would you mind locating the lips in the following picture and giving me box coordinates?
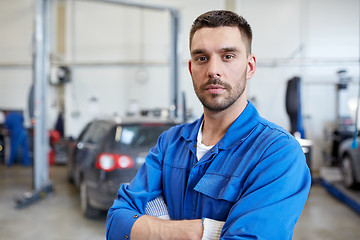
[205,84,226,94]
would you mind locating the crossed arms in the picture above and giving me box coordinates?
[106,126,311,239]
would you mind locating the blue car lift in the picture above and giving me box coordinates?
[321,179,360,215]
[315,166,360,216]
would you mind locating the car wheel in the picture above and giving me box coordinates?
[80,179,100,218]
[341,155,360,189]
[67,160,74,183]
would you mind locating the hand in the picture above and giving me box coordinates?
[131,215,203,240]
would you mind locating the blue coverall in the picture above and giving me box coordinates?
[106,101,311,239]
[5,112,30,166]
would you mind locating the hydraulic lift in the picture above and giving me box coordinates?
[319,32,360,215]
[15,0,181,208]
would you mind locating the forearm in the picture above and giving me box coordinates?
[131,215,203,240]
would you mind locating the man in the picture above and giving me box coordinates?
[106,10,311,240]
[5,111,30,166]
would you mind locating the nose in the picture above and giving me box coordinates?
[207,57,221,78]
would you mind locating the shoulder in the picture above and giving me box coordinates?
[258,116,297,143]
[245,118,309,186]
[259,116,293,139]
[160,118,201,142]
[250,117,303,161]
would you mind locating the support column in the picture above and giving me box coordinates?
[33,0,51,190]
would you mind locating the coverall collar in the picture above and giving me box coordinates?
[181,100,261,150]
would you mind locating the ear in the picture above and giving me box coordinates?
[246,54,256,80]
[188,60,193,76]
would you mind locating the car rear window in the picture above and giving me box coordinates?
[106,124,174,150]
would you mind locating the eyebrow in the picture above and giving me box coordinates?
[191,47,240,56]
[191,49,206,56]
[221,47,239,53]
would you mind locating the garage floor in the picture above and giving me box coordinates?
[1,165,360,240]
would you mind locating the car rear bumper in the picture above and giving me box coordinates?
[85,168,139,210]
[87,180,129,210]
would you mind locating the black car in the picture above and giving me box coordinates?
[67,117,177,217]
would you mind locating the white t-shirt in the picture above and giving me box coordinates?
[196,121,215,160]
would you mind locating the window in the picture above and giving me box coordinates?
[106,124,174,151]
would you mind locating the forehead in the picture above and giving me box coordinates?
[190,26,245,51]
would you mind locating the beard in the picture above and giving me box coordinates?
[194,74,247,112]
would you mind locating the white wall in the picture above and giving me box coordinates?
[0,0,359,171]
[0,1,33,116]
[61,0,225,137]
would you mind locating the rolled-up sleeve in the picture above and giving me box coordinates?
[106,133,166,240]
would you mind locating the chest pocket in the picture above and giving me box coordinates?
[193,173,243,202]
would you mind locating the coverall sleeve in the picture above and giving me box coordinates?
[106,133,166,240]
[220,137,311,240]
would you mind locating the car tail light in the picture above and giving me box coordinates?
[117,155,134,168]
[96,153,134,172]
[96,153,116,172]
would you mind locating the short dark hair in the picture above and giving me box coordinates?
[189,10,253,54]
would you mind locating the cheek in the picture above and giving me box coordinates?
[190,67,206,83]
[231,61,247,76]
[190,73,200,89]
[191,65,204,76]
[223,65,241,80]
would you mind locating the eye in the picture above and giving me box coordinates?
[196,56,208,62]
[223,54,234,60]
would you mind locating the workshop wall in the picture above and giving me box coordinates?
[63,0,224,137]
[63,1,173,136]
[0,0,33,115]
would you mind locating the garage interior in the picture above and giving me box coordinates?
[1,0,360,239]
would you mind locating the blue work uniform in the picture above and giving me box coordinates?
[106,101,311,239]
[5,112,30,166]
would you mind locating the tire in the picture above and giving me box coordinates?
[341,155,360,189]
[67,160,74,183]
[80,179,101,218]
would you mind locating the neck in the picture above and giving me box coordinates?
[201,98,248,146]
